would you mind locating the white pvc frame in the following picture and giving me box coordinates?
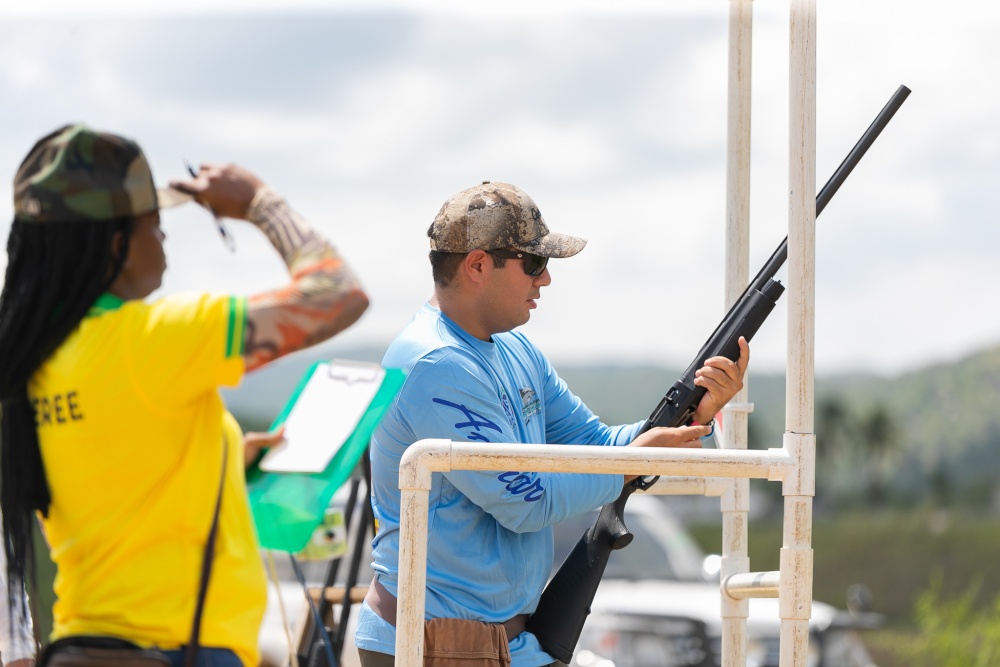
[392,1,817,665]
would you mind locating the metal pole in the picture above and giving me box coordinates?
[781,1,817,665]
[721,1,754,666]
[725,571,781,599]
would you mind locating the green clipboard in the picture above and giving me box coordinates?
[246,359,405,552]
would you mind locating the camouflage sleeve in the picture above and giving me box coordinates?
[242,188,369,371]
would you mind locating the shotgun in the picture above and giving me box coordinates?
[525,84,912,664]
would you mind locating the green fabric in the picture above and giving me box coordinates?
[86,292,125,317]
[246,363,405,552]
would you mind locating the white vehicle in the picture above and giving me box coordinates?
[554,495,879,667]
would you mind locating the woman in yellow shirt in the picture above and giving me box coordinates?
[0,124,369,667]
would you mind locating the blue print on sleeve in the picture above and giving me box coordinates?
[498,471,545,502]
[432,398,504,442]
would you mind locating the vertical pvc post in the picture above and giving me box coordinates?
[781,1,817,666]
[720,1,754,666]
[395,483,434,666]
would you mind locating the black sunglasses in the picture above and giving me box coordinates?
[487,248,549,276]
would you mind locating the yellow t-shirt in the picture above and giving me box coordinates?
[30,292,266,667]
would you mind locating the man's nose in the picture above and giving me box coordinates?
[534,267,552,286]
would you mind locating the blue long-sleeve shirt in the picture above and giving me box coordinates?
[355,303,643,666]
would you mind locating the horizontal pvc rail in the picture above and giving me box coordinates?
[642,476,731,497]
[393,439,797,667]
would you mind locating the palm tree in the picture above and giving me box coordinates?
[856,403,900,506]
[815,395,855,504]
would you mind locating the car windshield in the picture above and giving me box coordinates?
[551,500,708,583]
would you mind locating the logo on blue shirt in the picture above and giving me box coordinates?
[500,392,517,430]
[432,397,545,502]
[519,387,541,424]
[432,398,503,442]
[498,471,545,502]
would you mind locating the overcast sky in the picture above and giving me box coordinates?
[2,0,997,376]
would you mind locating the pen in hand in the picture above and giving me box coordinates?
[184,160,236,252]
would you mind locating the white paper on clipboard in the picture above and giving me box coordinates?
[259,360,385,473]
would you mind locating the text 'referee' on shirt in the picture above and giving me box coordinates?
[30,292,266,667]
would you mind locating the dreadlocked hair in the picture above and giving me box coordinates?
[0,216,132,626]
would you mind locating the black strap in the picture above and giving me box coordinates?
[39,636,146,667]
[182,437,229,667]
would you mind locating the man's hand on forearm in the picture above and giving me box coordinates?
[623,424,710,483]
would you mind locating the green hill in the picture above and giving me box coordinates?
[555,345,1000,510]
[225,341,1000,510]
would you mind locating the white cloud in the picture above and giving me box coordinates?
[2,5,1000,377]
[0,0,730,19]
[5,55,51,89]
[427,118,622,181]
[815,254,1000,373]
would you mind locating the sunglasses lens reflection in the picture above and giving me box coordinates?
[488,248,548,276]
[524,255,548,276]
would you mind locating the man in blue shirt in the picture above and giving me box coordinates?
[355,181,749,667]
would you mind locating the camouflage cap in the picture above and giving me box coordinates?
[12,124,193,224]
[428,181,587,258]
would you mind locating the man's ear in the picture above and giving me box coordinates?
[463,249,490,285]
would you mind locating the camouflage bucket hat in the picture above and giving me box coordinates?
[12,124,192,224]
[428,181,587,258]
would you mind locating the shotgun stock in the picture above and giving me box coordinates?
[525,85,911,664]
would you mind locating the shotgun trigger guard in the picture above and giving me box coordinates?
[633,475,659,491]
